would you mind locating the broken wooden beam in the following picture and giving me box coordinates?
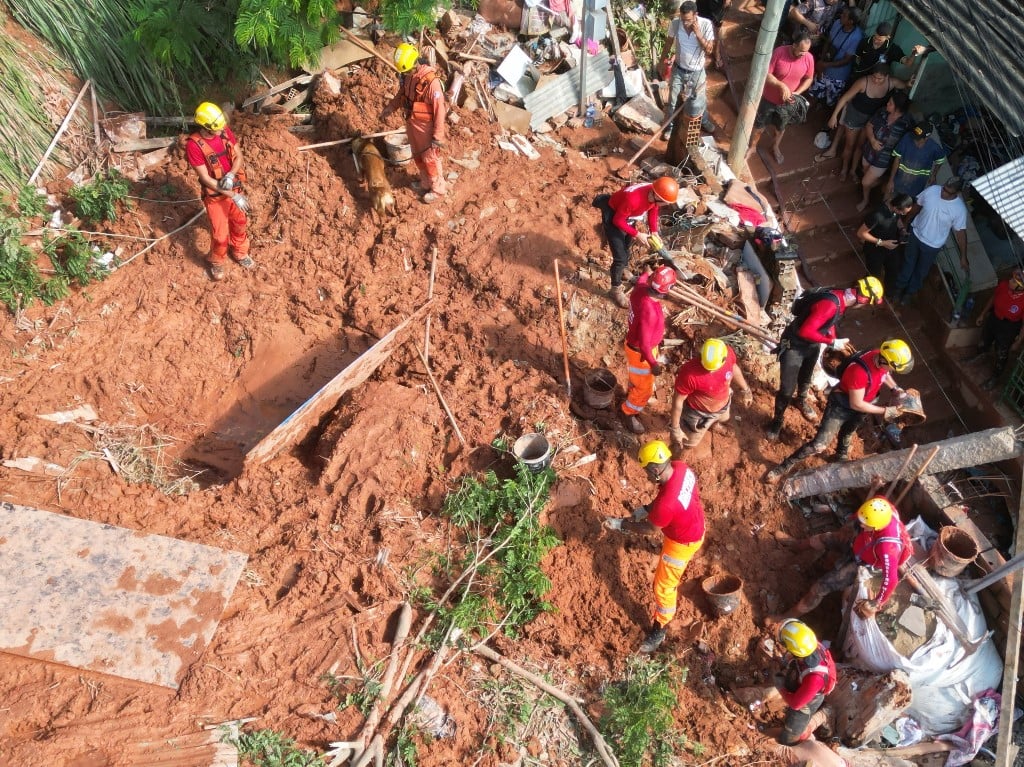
[782,426,1023,500]
[686,145,723,194]
[245,302,433,466]
[995,462,1024,767]
[112,137,177,153]
[241,73,315,109]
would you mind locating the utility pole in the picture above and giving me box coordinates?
[727,0,787,173]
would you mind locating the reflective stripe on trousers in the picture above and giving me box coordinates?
[622,341,657,415]
[652,535,704,625]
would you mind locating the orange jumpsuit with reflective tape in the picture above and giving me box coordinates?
[386,64,447,195]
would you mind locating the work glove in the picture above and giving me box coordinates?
[632,506,649,522]
[831,337,852,352]
[670,425,685,446]
[218,171,237,192]
[232,194,250,214]
[854,598,878,619]
[882,406,900,422]
[740,389,754,408]
[892,388,908,404]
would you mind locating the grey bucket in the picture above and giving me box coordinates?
[584,368,617,409]
[512,433,552,472]
[702,574,743,617]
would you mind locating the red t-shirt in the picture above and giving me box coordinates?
[795,290,847,345]
[764,45,815,106]
[993,279,1024,322]
[609,183,660,238]
[647,461,705,544]
[625,273,666,367]
[673,346,735,412]
[853,511,912,605]
[185,127,238,173]
[839,349,888,402]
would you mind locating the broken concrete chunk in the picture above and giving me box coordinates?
[898,604,928,637]
[611,95,665,135]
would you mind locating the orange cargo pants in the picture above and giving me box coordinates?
[652,536,704,627]
[203,193,249,265]
[621,342,658,415]
[407,117,447,195]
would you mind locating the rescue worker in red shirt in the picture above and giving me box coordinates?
[773,620,836,749]
[768,276,884,440]
[766,338,912,482]
[186,102,252,282]
[605,440,706,653]
[381,43,447,203]
[592,177,680,308]
[670,338,754,449]
[969,268,1024,389]
[771,496,912,620]
[620,266,677,434]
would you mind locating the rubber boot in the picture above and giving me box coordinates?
[766,394,790,441]
[796,389,817,421]
[639,621,667,653]
[609,284,630,309]
[834,432,853,461]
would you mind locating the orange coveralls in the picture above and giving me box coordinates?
[386,64,447,195]
[186,130,250,266]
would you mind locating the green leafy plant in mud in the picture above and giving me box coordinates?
[386,722,423,767]
[613,0,675,73]
[234,727,324,767]
[379,0,451,37]
[15,184,47,218]
[599,656,698,767]
[234,0,340,68]
[68,170,131,225]
[321,662,384,715]
[417,462,559,645]
[0,216,43,313]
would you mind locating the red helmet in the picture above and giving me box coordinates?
[650,265,677,293]
[651,176,679,204]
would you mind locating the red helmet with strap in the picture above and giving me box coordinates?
[650,265,677,294]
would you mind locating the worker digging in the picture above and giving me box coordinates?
[186,101,253,282]
[669,337,753,450]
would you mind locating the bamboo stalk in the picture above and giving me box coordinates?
[412,343,467,447]
[356,603,412,748]
[553,259,572,399]
[339,27,399,72]
[885,443,919,498]
[89,82,101,148]
[297,129,406,152]
[892,446,941,507]
[424,246,438,364]
[29,79,91,184]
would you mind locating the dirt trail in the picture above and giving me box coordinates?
[0,57,845,767]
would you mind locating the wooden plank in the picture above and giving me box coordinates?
[241,73,315,109]
[245,302,432,466]
[687,145,724,195]
[995,464,1024,767]
[113,137,177,153]
[0,502,247,689]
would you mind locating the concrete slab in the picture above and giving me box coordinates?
[0,502,247,688]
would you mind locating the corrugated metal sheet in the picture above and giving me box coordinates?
[523,51,613,130]
[972,156,1024,242]
[891,0,1024,136]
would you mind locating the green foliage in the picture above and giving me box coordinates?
[379,0,450,36]
[479,675,556,745]
[387,723,421,767]
[15,185,47,218]
[234,0,340,68]
[68,170,131,225]
[598,656,692,767]
[235,728,325,767]
[0,32,57,195]
[0,217,43,313]
[321,663,384,715]
[436,464,560,640]
[613,0,672,73]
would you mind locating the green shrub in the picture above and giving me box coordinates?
[235,728,324,767]
[379,0,451,36]
[68,170,131,225]
[0,217,43,312]
[15,184,47,218]
[234,0,340,68]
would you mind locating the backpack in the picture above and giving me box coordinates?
[787,289,843,338]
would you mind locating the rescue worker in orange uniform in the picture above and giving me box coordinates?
[768,276,884,440]
[381,43,448,203]
[592,177,680,308]
[766,338,912,482]
[620,265,677,434]
[773,620,837,750]
[771,496,912,621]
[670,338,753,449]
[186,102,252,281]
[605,440,706,654]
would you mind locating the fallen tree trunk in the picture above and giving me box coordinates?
[782,426,1022,500]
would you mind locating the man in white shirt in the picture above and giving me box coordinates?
[662,1,716,137]
[894,177,969,304]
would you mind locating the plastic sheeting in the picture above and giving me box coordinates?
[842,518,1003,735]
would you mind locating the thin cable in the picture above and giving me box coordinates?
[815,190,971,432]
[126,195,202,203]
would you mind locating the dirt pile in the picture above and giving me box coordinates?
[0,56,843,767]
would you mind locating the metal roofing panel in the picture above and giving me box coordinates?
[972,156,1024,242]
[891,0,1024,136]
[523,51,613,130]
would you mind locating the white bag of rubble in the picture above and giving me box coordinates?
[842,518,1002,735]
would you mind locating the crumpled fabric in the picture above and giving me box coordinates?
[937,689,1000,766]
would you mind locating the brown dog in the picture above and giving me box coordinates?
[352,137,396,222]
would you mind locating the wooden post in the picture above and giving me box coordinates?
[553,260,572,399]
[885,443,918,497]
[413,343,467,448]
[297,129,406,152]
[891,446,940,507]
[995,463,1024,766]
[578,9,589,114]
[29,80,91,185]
[339,27,399,73]
[89,82,101,148]
[726,0,788,173]
[424,246,438,364]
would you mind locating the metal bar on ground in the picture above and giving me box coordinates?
[29,80,91,185]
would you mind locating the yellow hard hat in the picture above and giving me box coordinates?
[638,440,672,468]
[880,338,913,373]
[700,338,729,371]
[394,43,419,73]
[778,619,818,657]
[857,497,895,530]
[857,276,884,305]
[195,101,227,132]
